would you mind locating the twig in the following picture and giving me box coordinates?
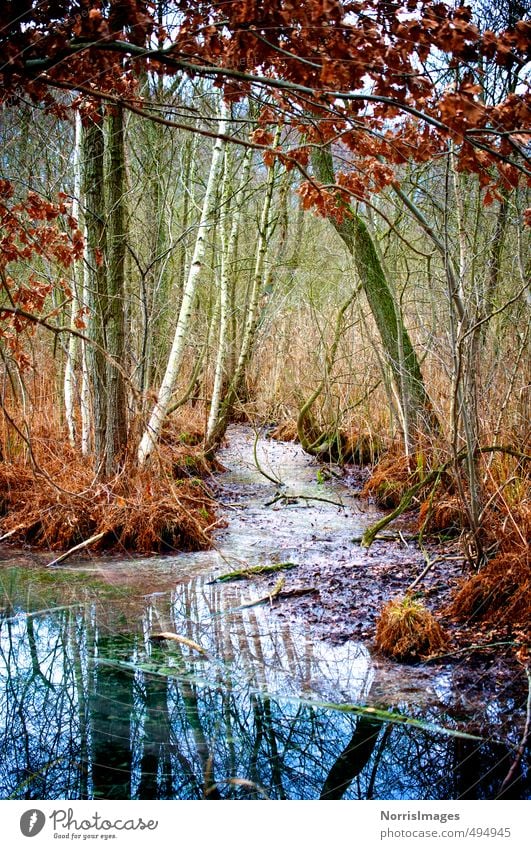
[352,531,418,543]
[424,641,517,663]
[407,555,443,593]
[150,632,208,655]
[265,491,346,509]
[239,577,285,609]
[252,427,283,485]
[499,665,531,796]
[279,586,318,598]
[46,532,105,567]
[0,527,21,543]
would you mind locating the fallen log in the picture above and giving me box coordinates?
[209,562,297,583]
[150,632,208,655]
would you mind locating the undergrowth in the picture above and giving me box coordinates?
[0,416,220,554]
[269,418,382,465]
[375,595,448,662]
[363,442,530,640]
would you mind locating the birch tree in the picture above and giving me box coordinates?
[205,127,280,450]
[205,146,253,446]
[63,110,82,448]
[138,101,229,465]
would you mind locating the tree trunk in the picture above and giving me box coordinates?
[81,108,107,468]
[206,129,279,450]
[64,110,82,448]
[138,101,229,466]
[205,147,253,446]
[312,146,436,448]
[104,105,128,476]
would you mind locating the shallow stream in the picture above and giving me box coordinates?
[0,428,528,799]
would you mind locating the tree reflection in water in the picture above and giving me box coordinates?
[0,577,528,800]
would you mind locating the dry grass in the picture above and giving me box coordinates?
[268,420,382,465]
[0,460,218,554]
[340,429,382,465]
[448,549,531,633]
[0,412,220,554]
[268,420,298,442]
[361,452,422,508]
[375,595,448,662]
[446,469,530,633]
[418,494,468,534]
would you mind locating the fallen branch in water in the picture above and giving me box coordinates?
[209,562,297,583]
[150,632,208,655]
[500,664,531,796]
[239,577,285,609]
[352,531,418,544]
[279,586,318,598]
[265,491,346,509]
[46,532,106,567]
[252,427,283,485]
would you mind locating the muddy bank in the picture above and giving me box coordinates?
[212,429,482,645]
[208,428,529,738]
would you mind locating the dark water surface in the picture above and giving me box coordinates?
[0,429,529,800]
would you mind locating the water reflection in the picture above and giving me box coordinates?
[0,576,528,800]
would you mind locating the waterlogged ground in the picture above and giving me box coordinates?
[0,427,529,800]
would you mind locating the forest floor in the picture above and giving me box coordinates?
[209,429,526,663]
[228,499,522,661]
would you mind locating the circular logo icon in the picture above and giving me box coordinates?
[20,810,46,838]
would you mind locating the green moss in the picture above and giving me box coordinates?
[0,566,129,614]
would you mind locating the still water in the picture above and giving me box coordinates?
[0,429,528,800]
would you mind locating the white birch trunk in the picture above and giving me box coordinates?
[138,101,229,465]
[233,126,279,384]
[206,147,252,443]
[64,110,82,447]
[80,255,92,459]
[203,130,279,448]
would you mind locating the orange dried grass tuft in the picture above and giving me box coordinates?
[268,420,299,442]
[361,452,419,508]
[448,549,531,632]
[418,494,468,534]
[375,595,448,662]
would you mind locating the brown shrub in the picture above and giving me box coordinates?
[418,494,468,534]
[361,453,419,508]
[448,549,531,632]
[375,595,448,662]
[268,420,298,442]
